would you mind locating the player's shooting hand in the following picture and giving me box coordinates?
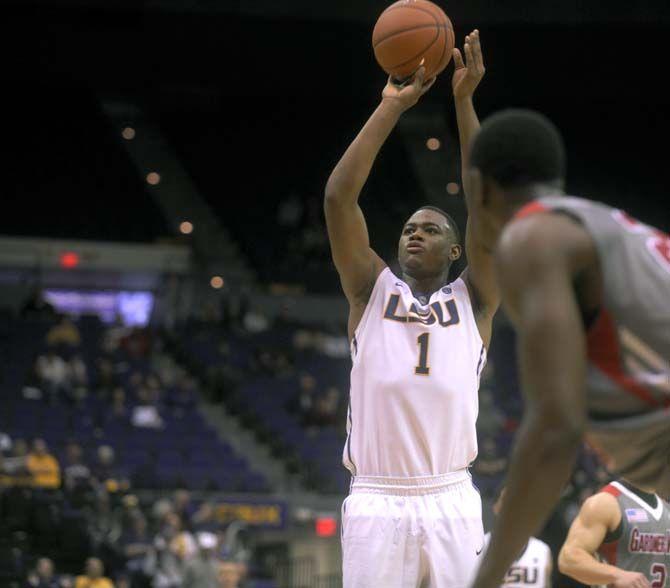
[382,64,436,113]
[611,570,652,588]
[452,29,485,99]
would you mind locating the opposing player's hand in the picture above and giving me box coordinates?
[452,29,485,99]
[611,571,652,588]
[382,65,436,113]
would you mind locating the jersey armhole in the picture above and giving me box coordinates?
[452,276,485,351]
[352,267,391,345]
[602,520,623,543]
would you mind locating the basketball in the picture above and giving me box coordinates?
[372,0,455,82]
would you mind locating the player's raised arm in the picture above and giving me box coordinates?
[471,213,589,588]
[558,493,651,587]
[325,69,435,312]
[452,31,500,342]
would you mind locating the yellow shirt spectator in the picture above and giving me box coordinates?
[74,576,115,588]
[75,558,114,588]
[26,439,61,489]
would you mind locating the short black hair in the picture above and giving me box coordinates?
[415,205,461,245]
[470,109,566,189]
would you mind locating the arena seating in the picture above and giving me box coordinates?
[0,315,269,494]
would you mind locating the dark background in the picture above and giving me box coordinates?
[3,2,669,279]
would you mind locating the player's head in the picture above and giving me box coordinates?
[398,206,462,280]
[467,109,566,244]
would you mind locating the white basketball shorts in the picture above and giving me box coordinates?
[341,469,484,588]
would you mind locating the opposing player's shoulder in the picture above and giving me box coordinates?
[578,491,621,526]
[496,210,597,280]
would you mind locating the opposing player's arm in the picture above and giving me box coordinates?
[452,31,499,340]
[557,492,641,586]
[325,69,434,306]
[471,214,591,588]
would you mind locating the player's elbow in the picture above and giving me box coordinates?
[557,545,585,576]
[534,413,585,457]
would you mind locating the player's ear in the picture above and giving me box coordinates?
[449,243,462,261]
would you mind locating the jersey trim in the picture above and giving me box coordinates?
[600,484,624,543]
[611,481,664,521]
[513,200,549,220]
[586,309,667,408]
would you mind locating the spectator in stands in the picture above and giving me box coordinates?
[119,512,153,584]
[476,387,505,438]
[74,558,114,588]
[27,438,61,489]
[150,512,195,588]
[35,349,70,403]
[86,491,122,554]
[94,358,117,400]
[0,429,12,453]
[310,386,341,427]
[109,388,128,421]
[0,452,12,487]
[472,436,508,498]
[191,502,219,534]
[25,557,68,588]
[131,388,164,430]
[46,316,81,348]
[217,561,245,588]
[287,373,317,423]
[242,307,269,334]
[21,288,57,320]
[183,532,220,588]
[4,437,30,485]
[172,490,195,528]
[63,441,93,497]
[69,354,89,402]
[92,446,129,494]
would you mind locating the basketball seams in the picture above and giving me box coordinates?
[373,0,454,77]
[372,4,452,46]
[373,23,449,49]
[375,27,440,70]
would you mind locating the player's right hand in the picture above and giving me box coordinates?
[610,571,652,588]
[381,65,436,113]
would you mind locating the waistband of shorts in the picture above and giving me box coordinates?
[350,469,471,496]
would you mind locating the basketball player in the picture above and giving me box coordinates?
[464,109,670,588]
[325,32,497,586]
[559,479,669,587]
[481,487,553,587]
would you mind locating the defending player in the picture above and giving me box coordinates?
[325,32,497,587]
[559,480,669,587]
[465,109,670,588]
[481,487,553,588]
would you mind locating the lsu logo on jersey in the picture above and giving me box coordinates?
[504,565,539,585]
[383,294,460,327]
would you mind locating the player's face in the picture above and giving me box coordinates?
[398,210,461,278]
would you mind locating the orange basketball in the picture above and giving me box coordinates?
[372,0,455,82]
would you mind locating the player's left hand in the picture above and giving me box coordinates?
[452,29,485,99]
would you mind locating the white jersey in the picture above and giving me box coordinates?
[483,533,552,587]
[343,267,486,478]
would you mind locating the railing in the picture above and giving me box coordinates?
[274,557,341,588]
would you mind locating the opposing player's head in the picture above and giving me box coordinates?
[398,206,462,280]
[467,109,566,244]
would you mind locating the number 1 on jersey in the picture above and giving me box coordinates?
[415,333,430,375]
